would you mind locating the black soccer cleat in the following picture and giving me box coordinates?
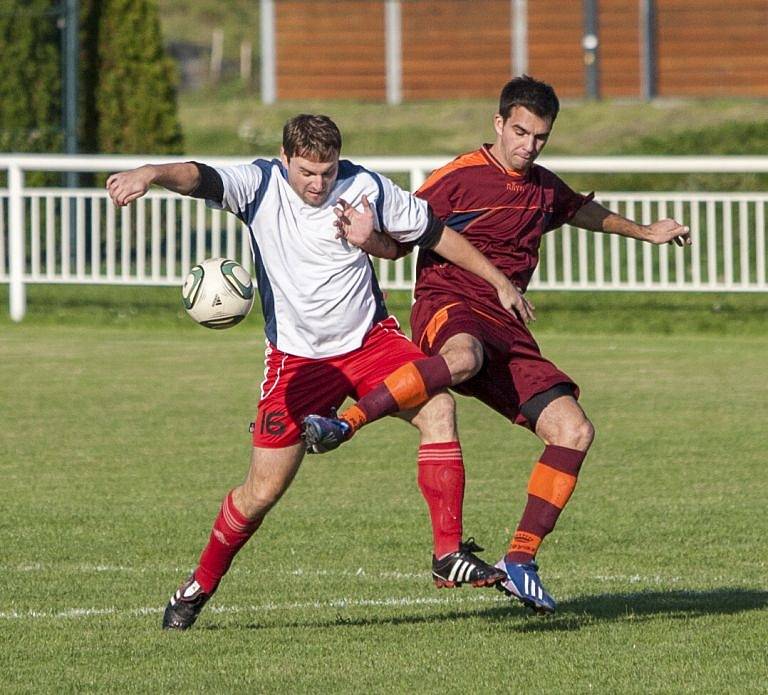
[162,573,212,631]
[431,538,508,589]
[301,413,353,454]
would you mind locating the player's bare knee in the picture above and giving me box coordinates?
[235,484,281,519]
[438,333,483,384]
[550,415,594,451]
[572,417,595,451]
[530,388,594,451]
[441,340,483,384]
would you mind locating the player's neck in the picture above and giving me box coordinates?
[487,143,529,177]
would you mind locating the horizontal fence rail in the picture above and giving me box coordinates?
[2,154,768,321]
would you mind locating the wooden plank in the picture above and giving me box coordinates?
[280,73,386,87]
[658,54,768,69]
[279,88,387,101]
[659,82,768,97]
[403,55,509,70]
[659,0,765,11]
[278,54,384,66]
[658,26,768,41]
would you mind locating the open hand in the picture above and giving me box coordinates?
[498,281,536,323]
[333,195,375,246]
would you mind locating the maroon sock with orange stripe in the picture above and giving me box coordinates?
[506,445,586,563]
[417,441,464,558]
[195,490,263,594]
[339,355,452,433]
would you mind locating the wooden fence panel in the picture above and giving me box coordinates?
[401,0,511,99]
[657,0,768,97]
[276,0,386,101]
[271,0,768,101]
[527,1,584,98]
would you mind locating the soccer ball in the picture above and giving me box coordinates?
[181,258,254,329]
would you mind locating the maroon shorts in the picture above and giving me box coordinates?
[410,295,578,429]
[253,316,425,448]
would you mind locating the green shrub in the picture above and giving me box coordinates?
[0,1,62,154]
[0,0,182,161]
[95,0,183,154]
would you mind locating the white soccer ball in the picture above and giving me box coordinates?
[181,258,254,329]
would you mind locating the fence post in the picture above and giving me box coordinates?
[210,28,224,84]
[409,167,426,192]
[385,0,402,105]
[639,0,657,100]
[582,0,601,100]
[260,0,276,104]
[511,0,528,77]
[8,162,26,322]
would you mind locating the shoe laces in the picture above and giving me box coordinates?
[459,537,484,554]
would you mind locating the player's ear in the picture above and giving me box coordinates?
[493,114,505,137]
[280,147,289,167]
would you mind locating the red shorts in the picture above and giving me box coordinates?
[410,295,578,429]
[253,316,426,447]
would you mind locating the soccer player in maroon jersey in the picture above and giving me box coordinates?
[331,76,691,613]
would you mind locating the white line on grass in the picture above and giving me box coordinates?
[4,563,684,584]
[4,586,747,622]
[0,592,508,621]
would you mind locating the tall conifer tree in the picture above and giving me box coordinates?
[0,0,182,156]
[95,0,183,153]
[0,1,62,153]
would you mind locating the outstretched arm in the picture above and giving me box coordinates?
[569,200,691,247]
[333,196,535,322]
[106,162,201,207]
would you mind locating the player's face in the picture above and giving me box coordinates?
[281,150,339,206]
[493,106,552,174]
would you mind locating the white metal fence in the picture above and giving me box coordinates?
[2,154,768,321]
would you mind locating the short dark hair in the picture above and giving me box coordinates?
[282,114,342,161]
[498,75,560,123]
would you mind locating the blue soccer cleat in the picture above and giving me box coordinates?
[301,413,352,454]
[495,558,557,614]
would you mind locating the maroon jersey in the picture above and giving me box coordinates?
[415,145,592,318]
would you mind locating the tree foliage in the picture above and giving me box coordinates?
[0,1,62,153]
[95,0,183,154]
[0,0,183,155]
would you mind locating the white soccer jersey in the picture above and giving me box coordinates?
[207,158,438,358]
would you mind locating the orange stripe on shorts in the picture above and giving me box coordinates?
[527,462,578,509]
[423,302,460,349]
[383,362,429,411]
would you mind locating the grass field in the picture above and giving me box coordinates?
[1,291,767,692]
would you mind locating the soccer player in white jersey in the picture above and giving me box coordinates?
[107,114,526,630]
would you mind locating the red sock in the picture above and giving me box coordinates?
[341,355,452,432]
[417,441,465,558]
[195,491,263,594]
[506,445,586,564]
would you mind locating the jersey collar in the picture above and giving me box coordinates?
[481,144,528,179]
